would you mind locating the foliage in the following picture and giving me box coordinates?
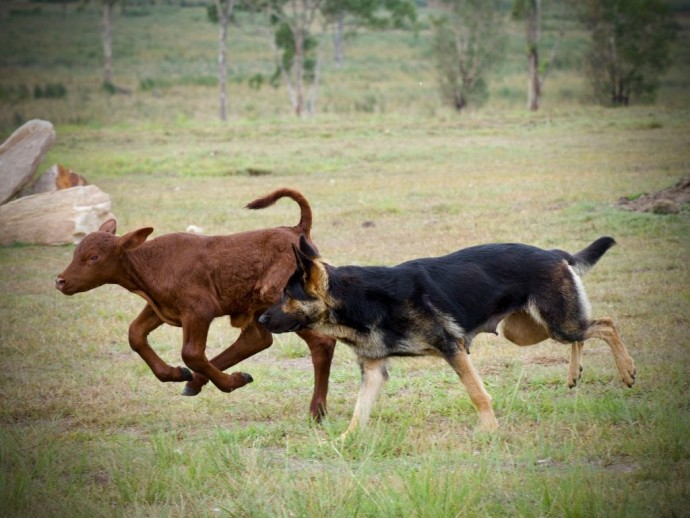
[431,0,506,111]
[321,0,417,30]
[269,19,319,88]
[206,0,237,23]
[33,82,68,99]
[579,0,678,106]
[0,85,31,103]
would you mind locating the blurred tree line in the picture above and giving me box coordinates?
[76,0,678,117]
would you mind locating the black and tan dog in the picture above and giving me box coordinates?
[259,236,636,435]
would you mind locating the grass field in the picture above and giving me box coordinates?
[1,3,690,517]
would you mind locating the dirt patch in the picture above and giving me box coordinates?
[618,174,690,214]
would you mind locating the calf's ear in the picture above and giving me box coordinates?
[99,219,118,235]
[117,227,154,253]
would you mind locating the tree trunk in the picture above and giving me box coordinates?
[218,17,229,121]
[526,0,540,111]
[294,29,305,117]
[307,45,322,116]
[333,10,345,68]
[215,0,235,121]
[527,46,540,111]
[102,1,114,86]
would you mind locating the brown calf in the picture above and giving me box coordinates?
[55,188,336,419]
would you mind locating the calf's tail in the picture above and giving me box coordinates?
[246,188,313,237]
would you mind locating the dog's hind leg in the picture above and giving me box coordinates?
[567,341,584,388]
[584,317,636,387]
[342,358,389,439]
[446,344,497,432]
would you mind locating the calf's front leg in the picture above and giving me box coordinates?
[181,315,252,393]
[129,305,193,383]
[182,318,271,396]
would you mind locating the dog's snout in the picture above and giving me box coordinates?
[258,313,269,326]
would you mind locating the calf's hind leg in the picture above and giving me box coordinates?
[297,329,336,421]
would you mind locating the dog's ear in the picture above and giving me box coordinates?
[291,243,309,276]
[292,236,317,280]
[298,234,319,259]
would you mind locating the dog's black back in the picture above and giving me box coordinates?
[260,237,616,361]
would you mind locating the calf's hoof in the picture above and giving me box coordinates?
[213,372,254,394]
[181,384,201,397]
[179,367,194,382]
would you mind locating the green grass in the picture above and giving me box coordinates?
[1,3,690,517]
[1,109,688,516]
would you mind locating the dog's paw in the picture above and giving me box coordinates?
[622,364,636,387]
[478,414,498,433]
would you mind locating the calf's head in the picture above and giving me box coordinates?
[259,235,330,333]
[55,219,153,295]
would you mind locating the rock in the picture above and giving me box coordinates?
[19,163,88,197]
[0,120,56,205]
[651,198,680,214]
[0,185,114,246]
[186,225,204,234]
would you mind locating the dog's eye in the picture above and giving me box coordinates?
[89,255,98,263]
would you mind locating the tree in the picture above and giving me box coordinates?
[579,0,677,106]
[101,0,118,89]
[512,0,567,111]
[209,0,237,121]
[265,0,324,117]
[321,0,417,68]
[431,0,505,112]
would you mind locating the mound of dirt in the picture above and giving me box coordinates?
[618,175,690,214]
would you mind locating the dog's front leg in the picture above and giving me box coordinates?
[341,357,389,439]
[446,345,497,432]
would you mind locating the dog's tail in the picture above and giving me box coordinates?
[571,236,616,275]
[245,188,313,237]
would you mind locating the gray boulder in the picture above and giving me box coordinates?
[0,185,114,246]
[0,120,56,205]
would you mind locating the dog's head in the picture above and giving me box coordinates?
[259,235,330,333]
